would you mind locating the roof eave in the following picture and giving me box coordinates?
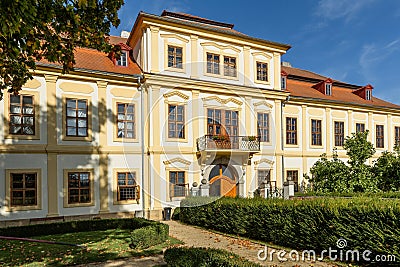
[129,12,291,52]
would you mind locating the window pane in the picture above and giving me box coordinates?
[22,126,34,135]
[67,100,76,108]
[11,116,22,124]
[78,100,87,109]
[78,119,87,127]
[23,96,33,104]
[23,117,34,125]
[67,108,76,117]
[67,118,76,126]
[67,127,76,136]
[10,95,20,104]
[10,105,21,114]
[22,106,34,114]
[10,126,21,134]
[78,128,87,136]
[78,110,87,118]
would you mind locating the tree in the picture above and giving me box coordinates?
[373,144,400,191]
[307,149,350,193]
[0,0,124,100]
[343,131,377,192]
[307,131,378,193]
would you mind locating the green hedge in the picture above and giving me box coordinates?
[164,247,261,267]
[179,197,400,260]
[294,191,400,198]
[130,223,169,249]
[0,218,161,238]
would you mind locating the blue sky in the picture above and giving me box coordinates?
[110,0,400,105]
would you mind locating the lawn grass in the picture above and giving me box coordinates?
[0,228,182,267]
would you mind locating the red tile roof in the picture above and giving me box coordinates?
[283,66,400,110]
[39,37,141,76]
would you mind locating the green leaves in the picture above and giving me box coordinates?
[179,197,400,261]
[307,130,389,193]
[0,0,124,99]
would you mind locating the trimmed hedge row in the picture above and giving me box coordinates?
[130,223,169,249]
[179,197,400,259]
[294,191,400,198]
[164,247,261,267]
[0,218,164,238]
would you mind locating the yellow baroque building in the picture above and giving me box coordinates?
[1,11,400,223]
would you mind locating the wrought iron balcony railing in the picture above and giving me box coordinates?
[196,135,261,152]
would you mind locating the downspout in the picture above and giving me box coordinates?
[281,96,290,190]
[135,74,145,217]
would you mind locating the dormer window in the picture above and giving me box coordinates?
[325,83,332,96]
[116,51,128,67]
[312,78,333,96]
[281,71,287,90]
[353,84,373,101]
[366,89,372,101]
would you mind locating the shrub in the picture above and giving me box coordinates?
[179,197,400,261]
[130,223,169,249]
[294,191,400,198]
[164,247,261,267]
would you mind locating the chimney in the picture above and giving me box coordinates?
[120,31,130,38]
[281,61,292,67]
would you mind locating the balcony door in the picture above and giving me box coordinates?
[207,109,239,148]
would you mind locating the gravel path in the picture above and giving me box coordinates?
[83,220,343,267]
[164,220,341,267]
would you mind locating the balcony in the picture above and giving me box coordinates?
[197,135,261,152]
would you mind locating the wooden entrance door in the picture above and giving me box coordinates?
[209,164,237,197]
[209,175,237,197]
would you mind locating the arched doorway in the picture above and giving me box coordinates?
[209,164,237,197]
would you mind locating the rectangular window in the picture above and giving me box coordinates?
[256,62,268,81]
[168,105,185,138]
[169,171,187,198]
[281,76,286,90]
[334,121,345,147]
[117,172,138,201]
[395,126,400,145]
[66,99,88,137]
[257,170,271,188]
[311,119,322,146]
[10,173,37,206]
[286,170,299,192]
[286,117,297,145]
[257,113,270,142]
[356,123,365,133]
[206,53,220,74]
[223,56,236,77]
[9,94,35,135]
[116,51,128,67]
[325,83,332,96]
[207,109,238,137]
[366,90,372,100]
[117,103,135,139]
[376,125,384,148]
[168,46,183,69]
[68,172,91,204]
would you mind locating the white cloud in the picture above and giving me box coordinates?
[315,0,376,22]
[359,38,400,83]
